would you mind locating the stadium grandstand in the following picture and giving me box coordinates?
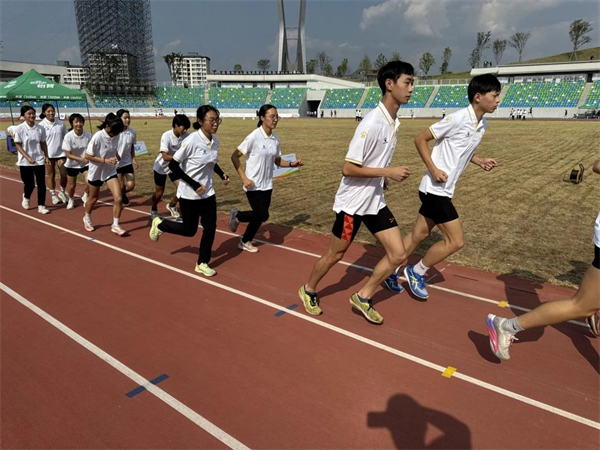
[1,56,599,120]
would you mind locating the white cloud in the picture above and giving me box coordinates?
[162,39,182,55]
[57,45,80,64]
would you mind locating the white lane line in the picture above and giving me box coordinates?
[0,174,586,327]
[2,204,598,431]
[0,282,250,450]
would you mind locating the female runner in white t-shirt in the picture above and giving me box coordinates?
[115,109,137,205]
[83,113,126,235]
[229,104,303,252]
[13,105,50,214]
[149,105,230,277]
[39,104,68,205]
[63,113,91,209]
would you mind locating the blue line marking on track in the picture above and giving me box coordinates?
[274,304,299,317]
[126,373,169,398]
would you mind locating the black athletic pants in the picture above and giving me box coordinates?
[20,165,46,206]
[158,195,217,264]
[236,189,272,243]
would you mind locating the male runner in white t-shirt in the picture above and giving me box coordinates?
[386,74,501,300]
[298,61,414,324]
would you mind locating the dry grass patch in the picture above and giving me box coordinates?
[2,117,598,287]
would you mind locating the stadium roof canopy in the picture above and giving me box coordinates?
[471,60,600,77]
[0,69,86,101]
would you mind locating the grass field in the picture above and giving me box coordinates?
[1,117,598,287]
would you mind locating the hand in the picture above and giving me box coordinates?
[387,166,411,182]
[292,159,304,167]
[44,157,51,166]
[105,157,117,165]
[195,184,206,196]
[431,168,448,183]
[383,177,389,190]
[27,156,36,165]
[223,174,230,186]
[133,158,139,169]
[480,158,498,171]
[242,177,255,189]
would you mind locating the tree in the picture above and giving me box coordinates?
[492,39,507,66]
[257,59,271,71]
[374,53,388,70]
[468,48,480,69]
[316,51,332,74]
[569,19,593,61]
[233,64,242,72]
[419,52,435,78]
[508,32,532,63]
[336,58,349,77]
[390,52,401,62]
[323,63,334,77]
[306,59,317,74]
[440,47,452,74]
[164,52,184,84]
[357,55,372,79]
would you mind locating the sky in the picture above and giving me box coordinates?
[0,0,598,83]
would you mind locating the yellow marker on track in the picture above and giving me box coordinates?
[498,301,509,308]
[442,366,457,378]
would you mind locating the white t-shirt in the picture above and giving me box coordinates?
[40,118,67,158]
[117,127,137,167]
[86,130,119,182]
[594,211,600,248]
[419,105,487,198]
[333,102,400,216]
[63,130,92,169]
[174,130,219,200]
[13,122,46,167]
[237,126,281,192]
[153,129,189,175]
[7,125,19,136]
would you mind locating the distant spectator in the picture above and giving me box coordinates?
[564,109,568,119]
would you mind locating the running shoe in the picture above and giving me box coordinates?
[111,225,126,236]
[37,205,50,215]
[81,192,88,203]
[83,215,94,232]
[51,193,60,205]
[228,207,240,233]
[383,272,405,294]
[166,203,180,219]
[404,265,429,299]
[67,198,75,210]
[238,239,258,253]
[22,195,30,210]
[195,263,216,277]
[149,217,163,242]
[298,285,322,315]
[150,209,159,220]
[587,311,600,337]
[486,314,518,361]
[122,194,130,206]
[349,293,383,324]
[58,190,68,203]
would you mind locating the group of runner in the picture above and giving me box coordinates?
[8,61,599,362]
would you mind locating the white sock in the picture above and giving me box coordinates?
[112,218,119,227]
[85,213,92,220]
[413,260,430,276]
[50,189,56,195]
[60,187,65,192]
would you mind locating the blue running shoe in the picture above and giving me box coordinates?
[403,265,429,299]
[383,273,405,294]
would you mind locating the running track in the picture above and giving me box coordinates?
[1,167,598,449]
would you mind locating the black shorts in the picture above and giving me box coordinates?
[49,157,66,162]
[117,164,134,175]
[66,166,89,177]
[593,245,599,270]
[332,206,397,242]
[418,191,459,224]
[88,173,118,187]
[153,170,180,187]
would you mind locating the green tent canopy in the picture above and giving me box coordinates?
[0,69,86,101]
